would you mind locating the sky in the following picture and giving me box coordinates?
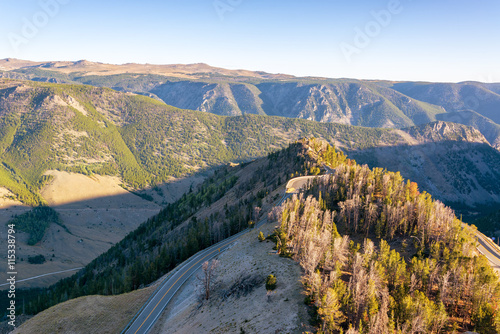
[0,0,499,82]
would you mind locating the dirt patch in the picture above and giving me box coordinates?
[67,95,88,116]
[49,95,88,116]
[150,219,313,334]
[394,129,419,145]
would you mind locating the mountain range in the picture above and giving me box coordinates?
[1,59,499,150]
[0,61,499,285]
[0,78,499,213]
[1,59,500,332]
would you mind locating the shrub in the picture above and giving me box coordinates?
[28,255,46,264]
[266,274,277,291]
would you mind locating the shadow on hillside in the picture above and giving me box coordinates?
[3,140,500,289]
[0,169,214,289]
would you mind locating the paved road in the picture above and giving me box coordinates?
[476,232,500,272]
[0,267,82,287]
[123,172,500,333]
[285,175,319,194]
[123,192,291,334]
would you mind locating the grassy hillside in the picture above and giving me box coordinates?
[3,140,318,317]
[4,63,500,151]
[0,78,413,205]
[12,286,155,334]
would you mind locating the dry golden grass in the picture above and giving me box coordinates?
[0,58,293,80]
[13,286,155,334]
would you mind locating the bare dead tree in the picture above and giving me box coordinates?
[300,240,322,287]
[427,261,440,297]
[369,286,390,334]
[324,235,350,272]
[268,205,283,224]
[253,206,262,221]
[197,259,219,300]
[438,270,451,307]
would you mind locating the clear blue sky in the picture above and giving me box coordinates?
[1,0,499,82]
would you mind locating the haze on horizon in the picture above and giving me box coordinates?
[0,0,499,83]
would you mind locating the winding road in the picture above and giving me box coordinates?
[122,179,304,334]
[122,173,500,333]
[476,231,500,272]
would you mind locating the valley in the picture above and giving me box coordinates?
[0,62,499,333]
[11,139,500,334]
[1,0,498,332]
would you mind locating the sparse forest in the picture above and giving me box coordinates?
[270,139,500,333]
[2,141,315,317]
[9,206,65,245]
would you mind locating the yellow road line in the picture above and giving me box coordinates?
[131,191,288,333]
[480,233,500,253]
[477,236,500,264]
[133,239,233,334]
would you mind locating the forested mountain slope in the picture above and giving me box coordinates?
[1,78,494,207]
[4,140,317,317]
[2,59,500,150]
[272,139,500,333]
[11,139,500,334]
[0,78,401,205]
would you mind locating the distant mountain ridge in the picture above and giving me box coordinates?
[0,58,294,80]
[391,81,500,124]
[1,59,499,150]
[150,80,444,128]
[0,78,499,212]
